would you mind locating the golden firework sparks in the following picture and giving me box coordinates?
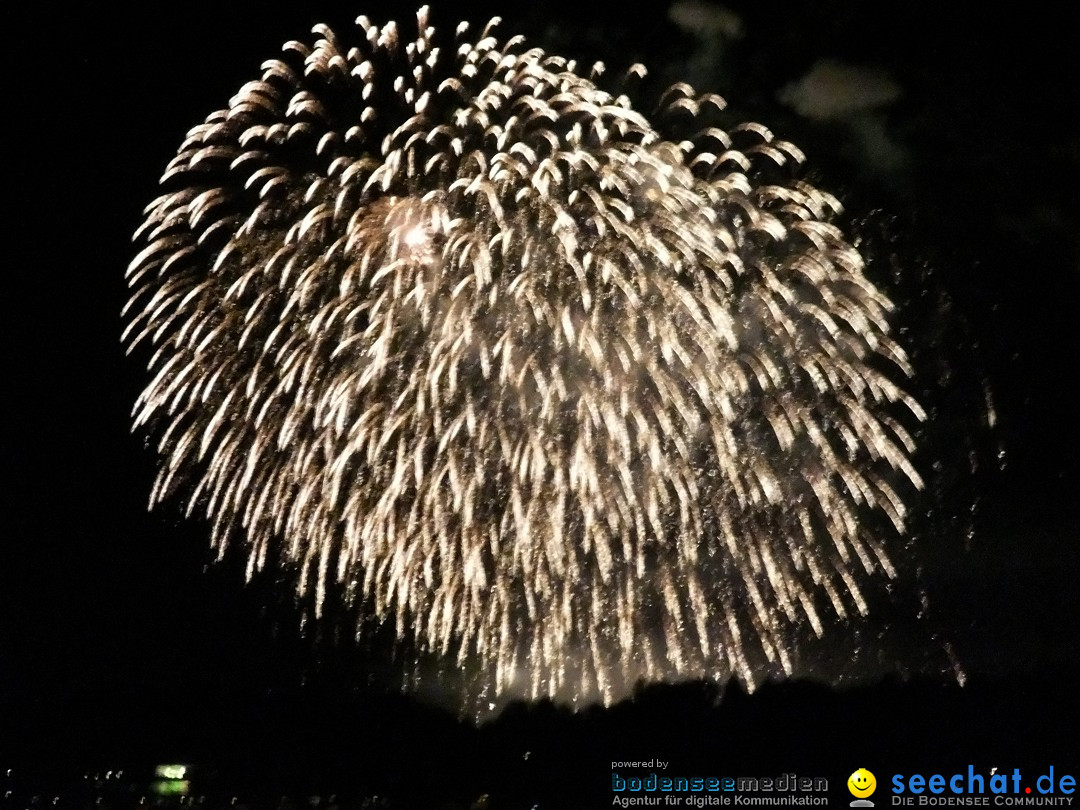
[125,7,925,706]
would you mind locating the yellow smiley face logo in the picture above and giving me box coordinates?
[848,768,877,798]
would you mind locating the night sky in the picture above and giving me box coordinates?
[5,1,1079,805]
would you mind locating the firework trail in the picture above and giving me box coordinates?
[125,8,926,705]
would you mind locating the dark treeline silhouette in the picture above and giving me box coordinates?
[4,672,1076,809]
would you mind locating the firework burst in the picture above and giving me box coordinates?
[125,7,926,705]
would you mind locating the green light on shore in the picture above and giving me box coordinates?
[155,765,188,780]
[152,764,190,796]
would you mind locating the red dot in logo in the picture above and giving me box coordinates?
[1026,789,1031,794]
